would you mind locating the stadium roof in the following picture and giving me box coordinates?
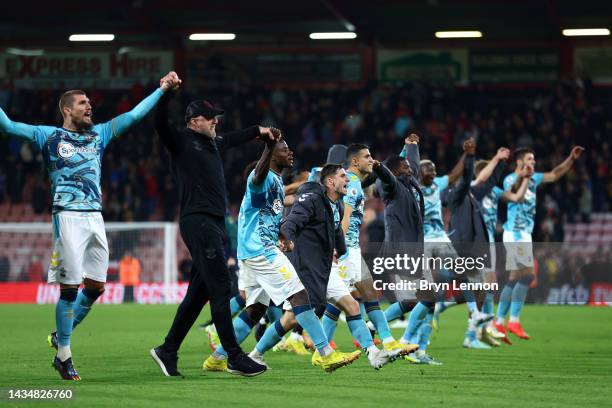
[1,0,611,47]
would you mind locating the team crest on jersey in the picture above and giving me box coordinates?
[272,198,283,214]
[349,187,358,197]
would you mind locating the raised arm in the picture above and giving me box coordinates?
[503,176,530,203]
[252,140,276,186]
[474,147,510,184]
[0,107,44,146]
[372,160,397,199]
[542,146,585,183]
[502,165,532,203]
[217,126,280,150]
[446,139,475,208]
[400,133,421,178]
[154,91,178,152]
[471,159,506,201]
[447,138,474,185]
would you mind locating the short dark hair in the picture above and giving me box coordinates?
[385,156,406,173]
[319,163,343,185]
[514,147,535,162]
[346,143,369,163]
[58,90,86,116]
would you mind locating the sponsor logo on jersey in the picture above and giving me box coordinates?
[57,141,97,159]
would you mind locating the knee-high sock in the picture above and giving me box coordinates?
[417,312,433,351]
[364,301,392,341]
[215,311,255,357]
[402,301,432,343]
[496,280,516,323]
[346,314,374,349]
[255,320,288,354]
[482,291,494,315]
[72,288,102,329]
[266,304,283,323]
[56,288,77,361]
[384,301,406,323]
[294,305,332,356]
[321,303,341,342]
[229,295,246,316]
[510,278,531,321]
[359,301,367,320]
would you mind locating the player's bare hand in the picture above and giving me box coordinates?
[405,133,420,145]
[463,137,476,156]
[160,71,181,91]
[496,147,510,161]
[258,126,280,145]
[279,238,294,252]
[570,146,585,160]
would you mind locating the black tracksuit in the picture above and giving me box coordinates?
[155,93,260,358]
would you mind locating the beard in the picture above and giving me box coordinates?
[75,118,93,131]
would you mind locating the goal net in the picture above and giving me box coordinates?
[0,222,187,304]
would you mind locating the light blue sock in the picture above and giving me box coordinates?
[255,320,287,354]
[418,312,433,351]
[229,295,246,316]
[56,299,75,347]
[483,291,494,315]
[364,301,392,340]
[266,304,283,323]
[359,301,367,320]
[72,289,100,329]
[384,301,406,323]
[510,282,530,319]
[346,314,374,349]
[215,311,254,357]
[402,301,430,342]
[294,305,329,353]
[322,303,341,342]
[496,280,516,321]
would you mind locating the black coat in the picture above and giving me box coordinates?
[155,93,260,218]
[280,182,346,306]
[376,144,425,243]
[444,157,506,269]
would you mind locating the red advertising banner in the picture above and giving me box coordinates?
[0,282,188,304]
[588,283,612,306]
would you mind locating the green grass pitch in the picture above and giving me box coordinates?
[1,305,611,407]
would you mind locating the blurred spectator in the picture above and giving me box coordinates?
[119,251,141,303]
[26,255,44,282]
[0,256,9,281]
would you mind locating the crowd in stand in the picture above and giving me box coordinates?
[0,77,610,249]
